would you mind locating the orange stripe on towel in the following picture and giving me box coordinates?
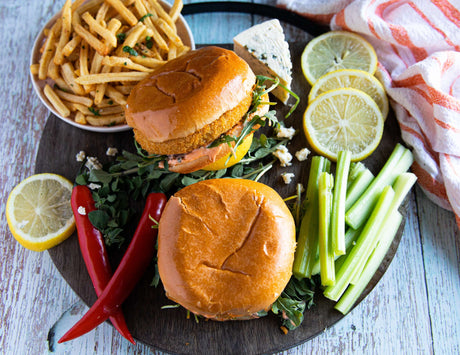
[374,0,428,61]
[432,0,460,28]
[393,74,460,113]
[411,160,449,201]
[407,2,460,51]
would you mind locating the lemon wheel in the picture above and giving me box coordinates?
[303,88,384,162]
[301,31,378,85]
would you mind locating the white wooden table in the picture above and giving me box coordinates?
[1,1,459,354]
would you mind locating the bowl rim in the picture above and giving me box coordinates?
[30,0,195,133]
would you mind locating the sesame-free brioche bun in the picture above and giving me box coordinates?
[157,179,296,320]
[125,46,256,155]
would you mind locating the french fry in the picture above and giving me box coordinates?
[82,11,117,48]
[69,102,93,115]
[86,112,126,126]
[55,88,93,107]
[105,0,138,26]
[95,98,118,108]
[90,51,104,74]
[44,84,71,117]
[167,42,177,60]
[102,56,153,72]
[62,35,82,57]
[95,2,110,23]
[120,22,147,51]
[105,85,128,105]
[148,0,176,31]
[130,55,165,68]
[30,64,39,75]
[47,59,61,81]
[61,62,86,95]
[98,105,124,115]
[169,0,183,22]
[75,71,150,85]
[38,21,59,80]
[156,18,182,46]
[114,85,135,95]
[94,65,111,104]
[54,0,72,65]
[75,111,87,124]
[74,0,104,15]
[74,23,110,55]
[105,18,122,46]
[54,77,73,92]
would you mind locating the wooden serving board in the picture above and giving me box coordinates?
[35,42,406,354]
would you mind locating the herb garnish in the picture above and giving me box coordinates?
[271,277,316,331]
[139,13,153,22]
[145,36,153,49]
[116,33,126,42]
[88,107,100,116]
[123,45,138,56]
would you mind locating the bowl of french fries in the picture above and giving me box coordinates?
[30,0,195,132]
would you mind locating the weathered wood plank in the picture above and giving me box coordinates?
[416,185,460,355]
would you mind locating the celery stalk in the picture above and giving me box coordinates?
[347,162,367,189]
[311,225,362,276]
[318,172,335,286]
[335,210,403,314]
[293,156,331,279]
[391,172,418,208]
[331,150,351,255]
[324,186,395,301]
[345,144,413,229]
[350,172,417,285]
[345,169,374,211]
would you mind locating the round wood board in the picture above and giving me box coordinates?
[35,41,407,354]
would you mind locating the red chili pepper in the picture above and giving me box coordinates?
[70,185,134,344]
[59,192,167,343]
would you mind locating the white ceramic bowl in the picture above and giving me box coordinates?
[30,1,195,133]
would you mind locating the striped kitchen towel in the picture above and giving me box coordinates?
[278,0,460,229]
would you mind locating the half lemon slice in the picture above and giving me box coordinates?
[303,88,384,161]
[6,173,75,251]
[301,31,378,85]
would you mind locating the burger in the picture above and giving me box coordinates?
[125,46,271,174]
[157,178,296,320]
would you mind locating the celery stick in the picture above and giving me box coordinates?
[391,172,417,208]
[293,156,331,279]
[347,162,367,189]
[345,144,413,229]
[345,169,374,211]
[335,210,403,314]
[311,226,362,276]
[318,172,335,286]
[324,186,395,301]
[349,172,417,285]
[331,150,351,255]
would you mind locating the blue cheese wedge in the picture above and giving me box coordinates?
[233,19,292,104]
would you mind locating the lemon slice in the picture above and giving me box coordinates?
[309,69,389,120]
[301,31,378,85]
[6,173,75,251]
[203,133,254,171]
[303,88,384,161]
